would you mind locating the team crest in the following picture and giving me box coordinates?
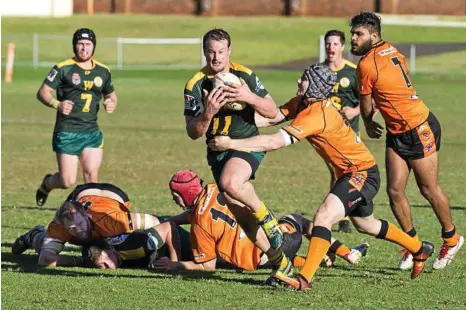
[340,77,350,88]
[351,173,363,186]
[94,76,103,87]
[72,73,81,85]
[422,133,430,141]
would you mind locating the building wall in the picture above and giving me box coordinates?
[2,0,73,17]
[73,0,466,16]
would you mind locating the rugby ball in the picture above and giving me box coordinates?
[213,72,247,111]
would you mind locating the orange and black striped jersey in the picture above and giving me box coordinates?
[357,41,430,134]
[46,195,132,244]
[189,183,261,271]
[280,97,376,178]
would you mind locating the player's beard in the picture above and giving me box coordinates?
[76,51,92,62]
[351,39,373,56]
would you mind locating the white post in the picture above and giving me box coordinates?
[116,37,123,70]
[33,34,39,68]
[319,35,325,63]
[410,44,416,74]
[200,37,206,67]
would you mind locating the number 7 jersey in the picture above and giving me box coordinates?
[43,58,114,133]
[356,41,429,134]
[189,183,261,270]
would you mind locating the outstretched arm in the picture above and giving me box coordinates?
[208,130,289,153]
[254,109,286,128]
[152,256,217,271]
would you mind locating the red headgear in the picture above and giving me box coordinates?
[169,170,203,208]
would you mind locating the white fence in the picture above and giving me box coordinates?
[2,34,205,70]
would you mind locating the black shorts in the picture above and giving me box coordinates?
[330,165,380,217]
[207,150,265,184]
[278,214,304,259]
[386,112,441,160]
[66,183,130,203]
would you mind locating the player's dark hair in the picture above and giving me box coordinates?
[81,239,111,267]
[202,28,231,52]
[55,201,87,224]
[350,11,382,38]
[324,30,345,45]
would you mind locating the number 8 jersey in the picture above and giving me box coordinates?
[43,58,114,133]
[356,41,429,134]
[189,183,261,271]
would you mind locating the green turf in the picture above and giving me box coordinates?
[2,15,466,68]
[2,65,466,309]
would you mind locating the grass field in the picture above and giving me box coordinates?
[2,15,466,310]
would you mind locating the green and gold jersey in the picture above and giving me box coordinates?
[106,228,164,268]
[184,62,269,146]
[43,58,114,133]
[328,59,360,133]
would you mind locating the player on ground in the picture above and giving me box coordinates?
[150,170,368,273]
[35,28,117,207]
[349,11,463,271]
[12,183,173,267]
[184,28,292,283]
[209,64,434,290]
[324,29,361,233]
[81,224,188,269]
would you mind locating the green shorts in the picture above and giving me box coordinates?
[52,130,104,156]
[207,150,265,184]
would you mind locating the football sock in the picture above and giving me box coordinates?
[406,227,419,240]
[265,247,284,268]
[340,216,350,222]
[252,201,271,223]
[376,220,422,253]
[293,256,306,269]
[329,239,350,258]
[299,226,331,283]
[442,226,458,247]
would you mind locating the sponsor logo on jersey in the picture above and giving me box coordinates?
[287,125,303,135]
[146,233,159,251]
[94,76,103,87]
[425,142,434,153]
[348,188,357,194]
[340,77,350,88]
[194,253,206,259]
[47,69,58,82]
[107,234,129,245]
[255,76,265,92]
[378,47,396,56]
[198,187,215,215]
[72,73,81,85]
[184,94,198,111]
[417,124,427,133]
[351,173,364,186]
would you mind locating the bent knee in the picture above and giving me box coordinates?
[60,176,76,189]
[386,186,406,201]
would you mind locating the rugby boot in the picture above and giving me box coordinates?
[36,174,52,207]
[12,225,45,255]
[338,219,352,233]
[263,256,294,287]
[433,234,464,270]
[398,248,414,270]
[411,241,435,279]
[344,242,369,264]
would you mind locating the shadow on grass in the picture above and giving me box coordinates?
[1,204,57,211]
[411,204,466,211]
[1,242,82,253]
[1,252,264,286]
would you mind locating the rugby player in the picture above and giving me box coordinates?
[209,63,434,290]
[350,11,463,270]
[35,28,117,207]
[184,28,292,283]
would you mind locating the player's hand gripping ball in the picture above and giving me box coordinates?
[213,72,247,111]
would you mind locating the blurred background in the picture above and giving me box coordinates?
[2,0,466,74]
